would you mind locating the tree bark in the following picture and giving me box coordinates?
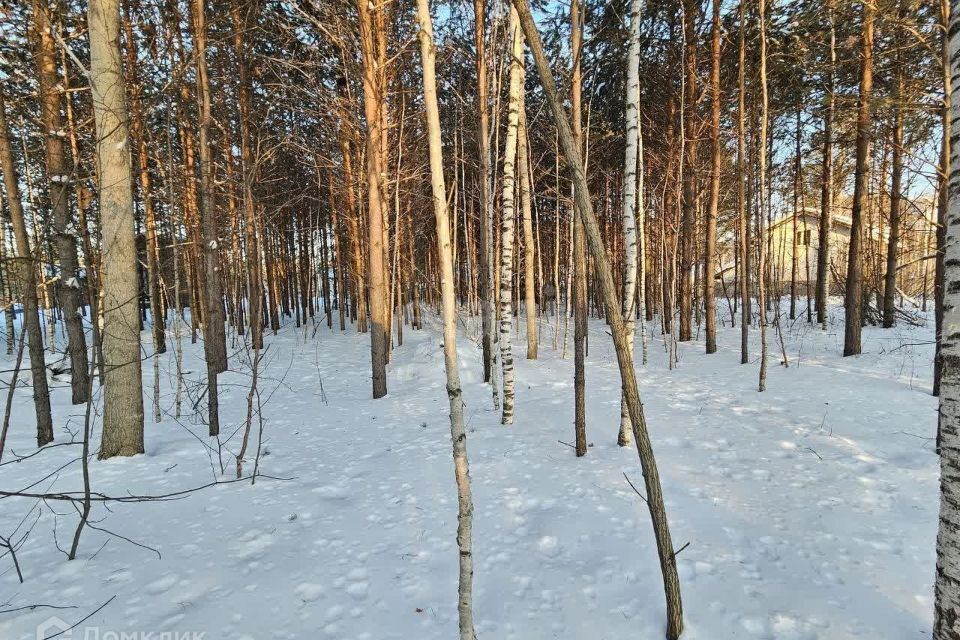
[705,0,721,354]
[571,0,588,456]
[356,0,389,399]
[843,0,874,357]
[0,86,54,446]
[89,0,145,458]
[619,0,643,447]
[883,50,904,330]
[191,0,227,435]
[498,5,524,425]
[32,0,89,404]
[737,0,751,364]
[519,109,538,359]
[934,4,960,632]
[678,0,697,342]
[512,2,684,635]
[415,4,477,636]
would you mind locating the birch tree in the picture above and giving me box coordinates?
[757,0,770,392]
[934,4,960,633]
[498,5,524,425]
[619,0,643,448]
[415,2,477,635]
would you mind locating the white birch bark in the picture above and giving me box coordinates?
[498,6,524,425]
[415,2,477,635]
[934,1,960,634]
[619,0,644,447]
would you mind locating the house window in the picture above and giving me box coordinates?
[796,229,811,246]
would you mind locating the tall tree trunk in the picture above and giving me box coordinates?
[415,5,477,637]
[757,0,769,391]
[619,0,643,448]
[498,5,523,425]
[817,0,836,330]
[843,0,874,357]
[935,0,950,396]
[883,46,904,329]
[32,0,89,404]
[192,0,227,435]
[473,0,500,396]
[678,0,697,342]
[705,0,721,354]
[0,86,54,446]
[233,0,263,350]
[122,0,164,362]
[89,0,145,458]
[513,2,684,636]
[356,0,389,399]
[933,3,960,632]
[571,0,588,456]
[737,0,751,364]
[519,109,538,359]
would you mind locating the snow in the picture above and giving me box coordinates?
[0,303,939,639]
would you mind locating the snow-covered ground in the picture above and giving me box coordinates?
[0,303,939,639]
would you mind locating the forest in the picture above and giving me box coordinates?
[0,0,957,637]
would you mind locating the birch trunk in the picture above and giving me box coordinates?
[757,0,770,391]
[415,4,477,635]
[934,4,960,632]
[619,0,643,448]
[498,6,524,425]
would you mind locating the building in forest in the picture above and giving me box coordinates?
[719,198,938,306]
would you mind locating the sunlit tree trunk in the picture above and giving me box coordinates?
[89,0,145,458]
[415,4,477,635]
[356,0,389,399]
[571,0,588,456]
[498,5,524,424]
[619,0,643,447]
[519,109,537,359]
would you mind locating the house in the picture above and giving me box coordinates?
[765,200,937,300]
[717,199,937,303]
